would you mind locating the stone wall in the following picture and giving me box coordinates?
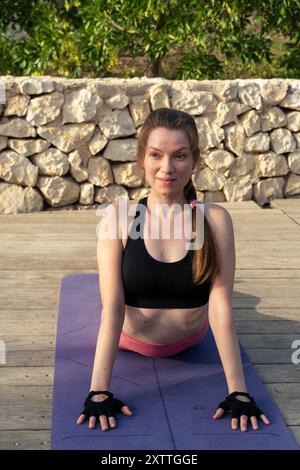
[0,76,300,214]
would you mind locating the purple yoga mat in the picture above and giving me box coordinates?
[51,274,299,450]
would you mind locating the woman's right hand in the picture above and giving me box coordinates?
[76,390,134,431]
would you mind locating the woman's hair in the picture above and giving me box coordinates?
[136,107,220,286]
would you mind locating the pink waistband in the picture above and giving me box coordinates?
[118,314,209,358]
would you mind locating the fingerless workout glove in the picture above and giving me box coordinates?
[81,390,127,420]
[217,391,263,419]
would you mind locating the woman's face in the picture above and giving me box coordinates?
[143,127,196,196]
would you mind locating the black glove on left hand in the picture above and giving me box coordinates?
[217,391,264,420]
[81,390,127,420]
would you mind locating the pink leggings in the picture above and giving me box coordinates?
[118,313,209,358]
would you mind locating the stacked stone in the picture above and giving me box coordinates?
[0,76,299,213]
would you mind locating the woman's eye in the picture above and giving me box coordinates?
[149,153,186,159]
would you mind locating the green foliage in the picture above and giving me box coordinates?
[0,0,299,78]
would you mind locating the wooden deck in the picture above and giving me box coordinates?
[0,199,300,449]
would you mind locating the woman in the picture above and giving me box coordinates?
[76,108,270,434]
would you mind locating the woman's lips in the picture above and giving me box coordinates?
[157,178,176,183]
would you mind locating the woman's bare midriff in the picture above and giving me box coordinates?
[120,199,209,345]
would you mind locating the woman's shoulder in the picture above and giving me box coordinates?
[196,199,228,212]
[199,201,232,225]
[202,202,233,238]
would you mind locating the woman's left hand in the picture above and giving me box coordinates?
[212,391,270,432]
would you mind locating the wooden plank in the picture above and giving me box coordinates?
[287,426,300,445]
[5,350,55,367]
[239,333,300,348]
[0,385,52,403]
[0,240,97,252]
[234,270,300,279]
[232,285,300,298]
[0,268,97,284]
[1,323,56,335]
[270,199,300,210]
[0,257,97,270]
[0,386,53,431]
[0,280,61,290]
[0,212,99,222]
[235,257,300,270]
[254,365,300,383]
[235,231,300,241]
[231,213,298,222]
[232,209,297,216]
[234,308,300,321]
[232,298,300,308]
[214,201,262,209]
[0,309,57,322]
[0,367,53,386]
[266,383,300,425]
[234,230,300,241]
[0,290,100,308]
[221,208,280,213]
[245,349,294,364]
[0,277,74,289]
[288,215,300,224]
[235,240,300,258]
[267,382,300,399]
[0,222,98,233]
[235,321,300,334]
[0,430,50,449]
[0,233,97,241]
[1,336,55,351]
[0,406,51,430]
[0,298,59,309]
[234,278,300,287]
[0,223,98,233]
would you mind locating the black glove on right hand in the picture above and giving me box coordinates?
[81,390,127,420]
[217,391,264,420]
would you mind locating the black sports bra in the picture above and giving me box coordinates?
[121,196,211,308]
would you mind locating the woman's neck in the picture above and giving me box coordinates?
[146,192,190,221]
[147,192,188,209]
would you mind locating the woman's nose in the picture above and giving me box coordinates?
[161,160,174,172]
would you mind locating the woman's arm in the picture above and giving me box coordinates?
[76,202,134,431]
[90,304,125,390]
[206,204,270,432]
[90,201,126,390]
[208,316,247,393]
[205,204,247,393]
